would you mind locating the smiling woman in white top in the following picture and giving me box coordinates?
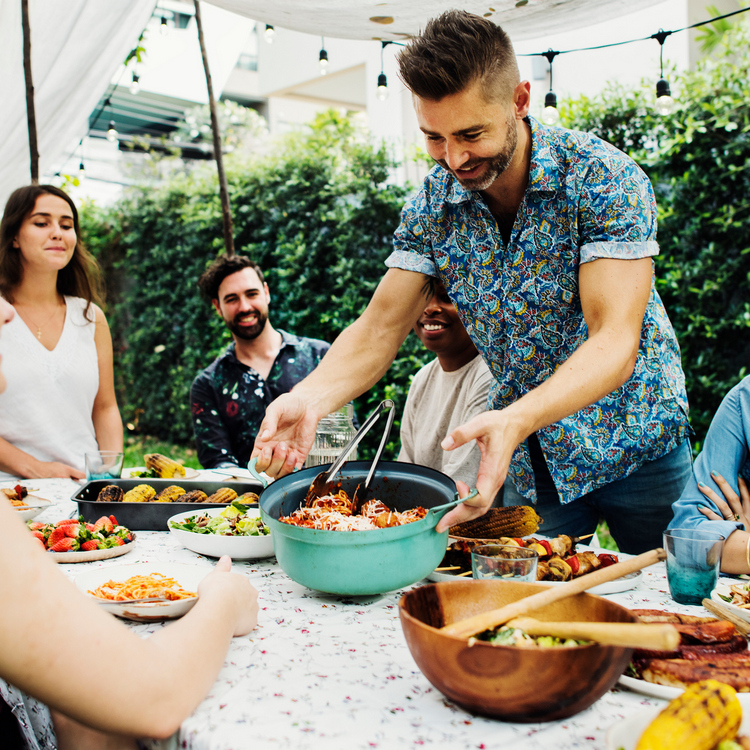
[0,185,122,479]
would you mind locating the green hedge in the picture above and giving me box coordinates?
[81,111,427,459]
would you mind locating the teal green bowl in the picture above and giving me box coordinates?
[259,461,462,596]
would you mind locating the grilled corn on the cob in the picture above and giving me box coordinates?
[97,485,124,503]
[122,484,156,503]
[206,487,238,504]
[181,490,208,503]
[144,453,186,479]
[635,679,741,750]
[450,505,542,539]
[153,485,186,503]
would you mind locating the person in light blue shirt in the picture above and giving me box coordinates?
[669,377,750,574]
[251,10,691,553]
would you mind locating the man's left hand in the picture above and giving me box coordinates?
[436,409,523,531]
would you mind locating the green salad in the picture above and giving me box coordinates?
[477,626,589,649]
[171,501,270,537]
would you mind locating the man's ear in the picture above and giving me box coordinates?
[513,80,531,119]
[211,299,222,315]
[264,282,270,302]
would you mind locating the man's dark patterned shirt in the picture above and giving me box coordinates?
[190,330,330,469]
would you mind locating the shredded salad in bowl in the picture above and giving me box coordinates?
[170,500,270,537]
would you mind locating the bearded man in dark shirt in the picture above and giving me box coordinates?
[191,256,329,469]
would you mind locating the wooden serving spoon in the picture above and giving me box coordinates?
[503,617,680,650]
[441,547,666,638]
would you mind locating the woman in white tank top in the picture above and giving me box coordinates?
[0,185,122,479]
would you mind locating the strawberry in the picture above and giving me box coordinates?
[64,524,82,539]
[56,518,79,527]
[80,540,99,551]
[109,515,118,526]
[85,523,95,532]
[28,521,46,531]
[47,527,68,548]
[92,517,114,534]
[48,537,78,553]
[31,530,45,544]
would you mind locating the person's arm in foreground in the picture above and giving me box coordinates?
[0,501,257,739]
[91,305,124,453]
[437,256,653,530]
[252,268,430,476]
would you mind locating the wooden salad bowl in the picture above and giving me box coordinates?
[399,580,637,722]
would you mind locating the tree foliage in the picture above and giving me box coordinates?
[80,111,424,457]
[562,18,750,446]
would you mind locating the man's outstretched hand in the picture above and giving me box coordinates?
[251,393,320,477]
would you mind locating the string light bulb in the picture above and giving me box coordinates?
[376,42,391,101]
[264,24,275,43]
[129,73,140,95]
[78,160,85,178]
[319,38,328,75]
[106,119,118,143]
[652,30,675,115]
[160,15,168,36]
[540,50,560,125]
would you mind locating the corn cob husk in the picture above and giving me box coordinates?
[122,484,156,503]
[635,679,741,750]
[206,487,238,504]
[449,506,542,540]
[153,485,186,503]
[144,453,186,479]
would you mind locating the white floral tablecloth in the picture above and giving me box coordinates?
[20,477,729,750]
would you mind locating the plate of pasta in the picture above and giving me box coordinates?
[74,562,209,621]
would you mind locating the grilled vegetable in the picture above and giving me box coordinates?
[181,490,208,503]
[122,484,156,503]
[206,487,238,504]
[237,492,260,504]
[635,679,742,750]
[153,485,186,503]
[450,505,542,539]
[144,453,186,479]
[96,485,124,503]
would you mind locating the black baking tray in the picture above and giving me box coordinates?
[71,478,263,531]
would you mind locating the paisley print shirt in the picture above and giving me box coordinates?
[386,116,689,504]
[191,330,330,469]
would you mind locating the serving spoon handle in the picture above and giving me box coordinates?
[504,617,680,650]
[441,547,666,638]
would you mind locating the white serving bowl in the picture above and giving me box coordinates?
[168,507,274,560]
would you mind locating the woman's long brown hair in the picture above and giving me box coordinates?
[0,185,104,314]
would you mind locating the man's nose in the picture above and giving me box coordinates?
[444,140,469,171]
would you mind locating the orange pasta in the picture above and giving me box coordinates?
[89,572,197,601]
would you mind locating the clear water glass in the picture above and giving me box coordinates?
[85,451,124,481]
[471,544,539,582]
[663,528,725,605]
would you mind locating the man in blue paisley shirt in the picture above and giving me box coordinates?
[251,11,691,553]
[191,256,329,470]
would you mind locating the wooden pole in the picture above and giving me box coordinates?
[21,0,39,184]
[193,0,235,257]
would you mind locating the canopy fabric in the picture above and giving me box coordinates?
[0,0,156,206]
[207,0,659,41]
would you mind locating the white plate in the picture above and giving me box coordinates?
[711,579,750,623]
[426,568,641,594]
[125,466,200,479]
[168,507,274,560]
[74,562,207,621]
[618,674,750,708]
[51,537,136,563]
[606,706,750,750]
[13,494,53,522]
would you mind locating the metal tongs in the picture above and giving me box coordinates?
[305,399,396,510]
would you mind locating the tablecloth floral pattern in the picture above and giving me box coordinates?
[12,477,738,750]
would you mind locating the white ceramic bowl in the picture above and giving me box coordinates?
[14,495,53,522]
[74,562,207,621]
[168,507,274,560]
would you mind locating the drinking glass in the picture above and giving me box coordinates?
[85,451,124,481]
[663,528,725,605]
[471,544,539,582]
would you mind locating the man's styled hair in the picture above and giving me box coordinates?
[198,255,265,300]
[397,10,519,103]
